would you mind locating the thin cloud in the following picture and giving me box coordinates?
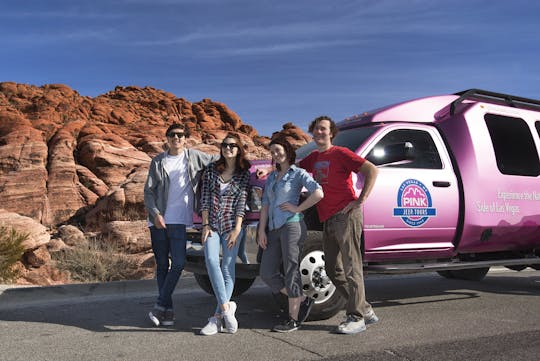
[0,9,123,20]
[204,39,365,57]
[2,28,117,44]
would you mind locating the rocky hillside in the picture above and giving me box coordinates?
[0,82,311,285]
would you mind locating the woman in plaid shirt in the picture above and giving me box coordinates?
[199,132,251,335]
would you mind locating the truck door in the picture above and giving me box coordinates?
[360,125,459,260]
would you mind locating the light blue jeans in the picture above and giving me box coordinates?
[204,229,243,314]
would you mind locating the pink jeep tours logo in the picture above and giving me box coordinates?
[393,179,436,227]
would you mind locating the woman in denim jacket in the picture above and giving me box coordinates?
[258,137,323,332]
[199,132,251,335]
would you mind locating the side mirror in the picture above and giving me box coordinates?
[367,142,414,166]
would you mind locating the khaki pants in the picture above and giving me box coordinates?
[323,207,372,318]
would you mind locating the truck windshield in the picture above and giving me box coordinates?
[296,126,379,159]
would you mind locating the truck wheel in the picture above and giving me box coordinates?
[193,274,256,297]
[300,231,346,321]
[436,270,455,279]
[505,265,527,271]
[446,267,490,281]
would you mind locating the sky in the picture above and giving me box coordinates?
[1,0,539,137]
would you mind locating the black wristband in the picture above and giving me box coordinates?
[202,223,209,227]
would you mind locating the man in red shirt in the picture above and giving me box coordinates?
[299,116,379,334]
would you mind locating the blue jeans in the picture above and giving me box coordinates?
[204,229,243,314]
[150,224,187,309]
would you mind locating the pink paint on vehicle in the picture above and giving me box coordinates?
[186,89,540,321]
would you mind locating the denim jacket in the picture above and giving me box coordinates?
[262,165,321,231]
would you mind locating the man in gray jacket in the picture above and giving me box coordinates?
[144,123,218,326]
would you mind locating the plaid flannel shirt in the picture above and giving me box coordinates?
[200,162,250,235]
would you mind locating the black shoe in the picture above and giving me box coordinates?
[272,318,300,333]
[297,297,315,323]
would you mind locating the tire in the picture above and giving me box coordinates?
[437,270,455,279]
[194,273,256,297]
[505,265,527,271]
[300,231,346,321]
[445,267,490,281]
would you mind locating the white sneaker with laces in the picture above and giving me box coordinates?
[364,309,379,325]
[222,301,238,334]
[200,316,223,336]
[336,314,366,334]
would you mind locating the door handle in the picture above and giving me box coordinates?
[433,181,451,187]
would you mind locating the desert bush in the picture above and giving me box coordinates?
[0,227,28,282]
[52,237,139,283]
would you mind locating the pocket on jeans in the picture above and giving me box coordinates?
[149,227,166,241]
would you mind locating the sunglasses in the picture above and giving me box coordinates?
[167,132,185,139]
[221,142,239,150]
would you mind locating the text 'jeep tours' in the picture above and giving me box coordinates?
[185,89,540,320]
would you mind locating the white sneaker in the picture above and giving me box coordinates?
[364,309,379,325]
[200,316,223,336]
[336,314,366,334]
[222,301,238,334]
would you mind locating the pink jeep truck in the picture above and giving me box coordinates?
[185,89,540,320]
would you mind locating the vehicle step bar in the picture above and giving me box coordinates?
[365,257,540,274]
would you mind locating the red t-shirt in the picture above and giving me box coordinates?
[299,146,365,222]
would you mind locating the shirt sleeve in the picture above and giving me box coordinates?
[200,163,214,212]
[298,168,322,193]
[261,172,275,206]
[143,158,160,218]
[340,147,366,172]
[234,170,250,217]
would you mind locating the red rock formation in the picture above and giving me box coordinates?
[0,82,311,285]
[270,122,312,149]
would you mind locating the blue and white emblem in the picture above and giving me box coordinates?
[393,179,436,227]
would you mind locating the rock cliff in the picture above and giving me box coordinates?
[0,82,310,284]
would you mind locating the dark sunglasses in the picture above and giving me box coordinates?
[221,142,239,150]
[167,132,185,139]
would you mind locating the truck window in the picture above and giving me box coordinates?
[296,126,378,159]
[366,129,443,169]
[485,114,540,176]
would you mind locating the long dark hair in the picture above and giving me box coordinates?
[269,137,296,171]
[215,132,251,174]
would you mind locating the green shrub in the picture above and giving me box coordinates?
[52,237,139,283]
[0,227,28,282]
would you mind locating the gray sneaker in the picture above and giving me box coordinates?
[200,316,223,336]
[148,305,165,327]
[336,314,366,334]
[161,308,175,326]
[364,309,379,325]
[222,301,238,334]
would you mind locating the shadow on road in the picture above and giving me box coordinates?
[366,271,539,308]
[0,271,538,333]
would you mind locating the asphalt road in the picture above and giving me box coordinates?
[0,268,539,361]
